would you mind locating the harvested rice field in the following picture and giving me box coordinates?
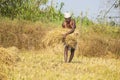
[0,19,120,80]
[1,49,119,80]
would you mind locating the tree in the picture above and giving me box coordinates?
[0,0,48,20]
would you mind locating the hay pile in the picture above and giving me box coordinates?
[0,47,19,65]
[0,47,20,80]
[42,28,78,48]
[0,65,8,80]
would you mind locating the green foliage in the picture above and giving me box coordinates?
[0,0,64,22]
[75,15,94,27]
[0,0,48,21]
[38,2,64,23]
[82,16,93,26]
[0,0,20,19]
[0,0,93,24]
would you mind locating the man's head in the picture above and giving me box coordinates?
[64,12,71,22]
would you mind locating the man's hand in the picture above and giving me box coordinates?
[62,34,67,42]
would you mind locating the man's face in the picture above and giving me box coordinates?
[65,17,71,23]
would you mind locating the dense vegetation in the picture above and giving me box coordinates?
[0,0,64,22]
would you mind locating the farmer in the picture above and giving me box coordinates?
[62,12,76,62]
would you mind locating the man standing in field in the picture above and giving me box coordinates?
[62,12,76,62]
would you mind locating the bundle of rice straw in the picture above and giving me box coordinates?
[0,47,19,66]
[42,28,78,48]
[0,71,7,80]
[0,47,20,80]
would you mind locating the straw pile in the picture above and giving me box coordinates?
[0,47,20,80]
[0,67,8,80]
[0,47,18,65]
[42,28,78,48]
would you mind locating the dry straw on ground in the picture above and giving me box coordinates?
[0,48,14,65]
[0,47,20,80]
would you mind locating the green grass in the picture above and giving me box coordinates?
[6,49,120,80]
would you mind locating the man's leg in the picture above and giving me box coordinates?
[69,48,75,62]
[64,46,68,62]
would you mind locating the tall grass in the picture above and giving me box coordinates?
[0,17,120,58]
[0,18,47,49]
[76,24,120,58]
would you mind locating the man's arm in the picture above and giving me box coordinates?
[65,20,76,35]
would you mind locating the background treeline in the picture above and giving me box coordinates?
[0,0,64,22]
[0,0,94,26]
